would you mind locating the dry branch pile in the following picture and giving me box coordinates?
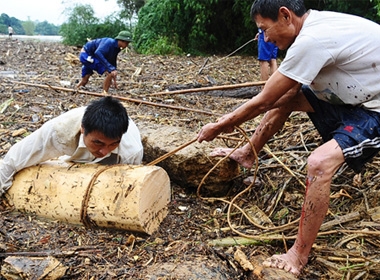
[0,38,379,279]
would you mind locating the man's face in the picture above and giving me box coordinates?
[255,13,295,50]
[119,40,129,50]
[81,128,121,158]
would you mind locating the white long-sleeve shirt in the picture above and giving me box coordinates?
[0,106,143,196]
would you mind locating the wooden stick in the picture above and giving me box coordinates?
[147,137,198,166]
[12,81,217,116]
[198,57,210,75]
[149,81,266,96]
[0,248,102,258]
[208,236,267,247]
[318,229,380,236]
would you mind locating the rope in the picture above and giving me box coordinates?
[198,38,256,73]
[195,126,303,241]
[80,164,123,228]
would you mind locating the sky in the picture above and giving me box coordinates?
[2,0,121,25]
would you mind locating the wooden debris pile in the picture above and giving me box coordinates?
[0,38,379,279]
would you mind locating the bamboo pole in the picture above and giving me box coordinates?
[12,80,265,115]
[12,81,217,116]
[147,137,198,166]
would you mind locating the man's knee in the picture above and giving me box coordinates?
[307,153,326,174]
[307,141,345,176]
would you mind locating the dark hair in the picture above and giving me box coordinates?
[251,0,307,22]
[82,96,129,139]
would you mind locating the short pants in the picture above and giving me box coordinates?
[79,51,106,77]
[258,32,278,61]
[303,85,380,173]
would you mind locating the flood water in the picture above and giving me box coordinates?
[0,35,62,42]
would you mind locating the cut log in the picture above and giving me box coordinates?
[196,87,260,99]
[6,161,170,235]
[140,124,240,196]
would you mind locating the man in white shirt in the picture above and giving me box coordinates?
[8,25,14,38]
[197,0,380,276]
[0,96,143,197]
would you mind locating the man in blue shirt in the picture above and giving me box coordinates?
[76,31,132,94]
[255,28,278,81]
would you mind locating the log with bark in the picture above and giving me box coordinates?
[140,124,240,196]
[164,82,262,99]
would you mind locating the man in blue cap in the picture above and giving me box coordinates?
[76,31,133,94]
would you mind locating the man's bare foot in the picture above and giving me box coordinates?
[209,147,256,169]
[76,83,86,89]
[262,250,307,276]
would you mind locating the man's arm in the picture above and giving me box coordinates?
[0,118,73,196]
[94,39,118,73]
[197,71,299,142]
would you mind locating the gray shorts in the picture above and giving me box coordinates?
[302,85,380,173]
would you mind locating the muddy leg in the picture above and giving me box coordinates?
[263,139,345,275]
[77,74,91,88]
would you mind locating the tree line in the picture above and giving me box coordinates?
[132,0,380,55]
[62,0,380,55]
[0,13,60,36]
[2,0,380,56]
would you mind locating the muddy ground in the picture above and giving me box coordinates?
[0,39,379,279]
